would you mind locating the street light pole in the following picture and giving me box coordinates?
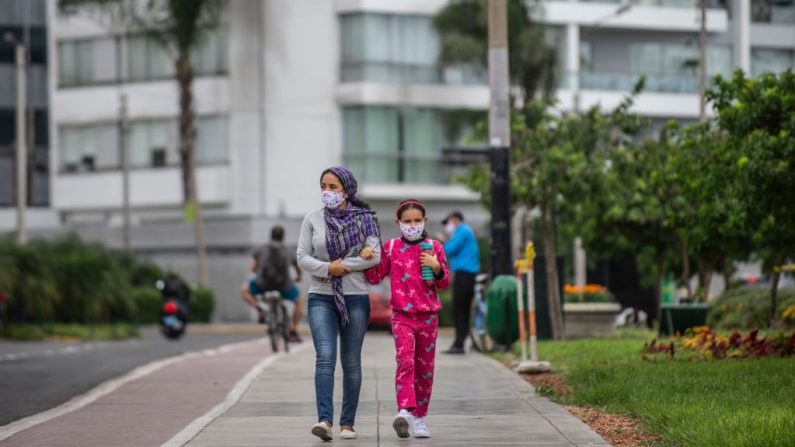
[120,93,131,252]
[698,0,707,122]
[9,37,28,245]
[488,0,513,277]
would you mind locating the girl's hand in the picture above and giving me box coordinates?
[328,259,352,277]
[420,252,441,274]
[359,247,374,260]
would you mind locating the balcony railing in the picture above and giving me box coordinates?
[580,71,700,94]
[340,61,488,85]
[342,148,488,185]
[574,0,726,9]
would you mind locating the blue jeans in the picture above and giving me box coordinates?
[308,293,370,427]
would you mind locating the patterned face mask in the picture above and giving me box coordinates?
[321,191,346,209]
[400,222,425,241]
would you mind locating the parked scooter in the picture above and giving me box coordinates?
[156,271,190,340]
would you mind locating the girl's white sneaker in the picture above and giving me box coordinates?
[340,427,357,439]
[413,417,431,438]
[311,421,333,441]
[393,409,414,439]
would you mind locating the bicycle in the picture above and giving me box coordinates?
[259,291,293,353]
[469,273,493,353]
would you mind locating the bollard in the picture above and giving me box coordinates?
[514,243,551,374]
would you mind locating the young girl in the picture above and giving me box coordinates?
[361,199,450,439]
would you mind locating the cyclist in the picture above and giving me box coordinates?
[241,225,304,342]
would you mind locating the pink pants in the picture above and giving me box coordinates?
[392,311,439,418]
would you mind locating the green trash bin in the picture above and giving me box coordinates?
[486,275,519,346]
[659,303,710,336]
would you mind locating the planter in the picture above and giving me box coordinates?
[659,303,710,336]
[563,302,621,339]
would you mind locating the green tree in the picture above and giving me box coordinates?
[460,90,647,338]
[58,0,222,287]
[707,70,795,328]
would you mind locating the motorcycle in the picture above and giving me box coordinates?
[156,274,190,340]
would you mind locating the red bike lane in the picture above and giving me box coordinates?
[0,338,277,447]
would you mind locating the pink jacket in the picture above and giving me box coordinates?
[364,237,451,313]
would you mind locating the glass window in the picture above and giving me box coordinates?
[340,14,441,84]
[627,42,730,93]
[59,38,118,86]
[126,119,177,168]
[191,28,228,76]
[0,147,12,206]
[342,106,485,184]
[196,115,228,165]
[752,48,794,77]
[59,124,116,172]
[752,0,795,24]
[126,35,174,81]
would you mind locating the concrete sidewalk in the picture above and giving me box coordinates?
[183,333,608,446]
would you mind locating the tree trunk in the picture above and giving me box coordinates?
[176,53,209,288]
[696,258,714,303]
[677,234,692,300]
[540,201,564,340]
[769,253,787,330]
[721,259,734,293]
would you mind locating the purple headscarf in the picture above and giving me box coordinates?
[322,166,380,325]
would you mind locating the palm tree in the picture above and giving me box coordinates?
[58,0,221,287]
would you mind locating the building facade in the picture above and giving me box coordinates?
[0,0,57,232]
[5,0,793,320]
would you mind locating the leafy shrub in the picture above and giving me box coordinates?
[191,287,216,323]
[132,287,161,324]
[707,287,795,330]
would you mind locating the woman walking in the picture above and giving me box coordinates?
[296,166,381,441]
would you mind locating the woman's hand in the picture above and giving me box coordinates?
[420,252,441,274]
[359,247,375,260]
[328,259,352,277]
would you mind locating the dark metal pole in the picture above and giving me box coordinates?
[488,0,512,277]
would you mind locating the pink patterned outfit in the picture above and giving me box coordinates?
[365,237,451,417]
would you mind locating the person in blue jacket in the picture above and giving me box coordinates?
[440,211,479,354]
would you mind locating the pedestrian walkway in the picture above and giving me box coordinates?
[181,333,608,446]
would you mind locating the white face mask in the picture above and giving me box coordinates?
[445,222,457,235]
[321,191,346,209]
[400,222,425,241]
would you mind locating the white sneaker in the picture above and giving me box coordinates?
[340,427,357,439]
[392,409,414,439]
[311,421,333,441]
[413,417,431,438]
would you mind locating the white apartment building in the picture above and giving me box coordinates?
[7,0,793,320]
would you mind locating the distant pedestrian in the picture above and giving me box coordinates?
[297,166,381,442]
[363,199,450,439]
[440,211,479,354]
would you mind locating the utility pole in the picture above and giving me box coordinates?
[488,0,513,277]
[120,93,131,252]
[698,0,707,122]
[9,36,27,245]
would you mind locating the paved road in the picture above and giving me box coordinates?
[0,325,264,426]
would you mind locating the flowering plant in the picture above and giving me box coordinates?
[563,284,613,303]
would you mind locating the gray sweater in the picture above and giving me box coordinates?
[296,208,381,296]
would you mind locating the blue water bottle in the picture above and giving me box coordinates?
[420,242,435,286]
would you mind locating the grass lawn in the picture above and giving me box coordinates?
[1,323,140,341]
[505,329,795,447]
